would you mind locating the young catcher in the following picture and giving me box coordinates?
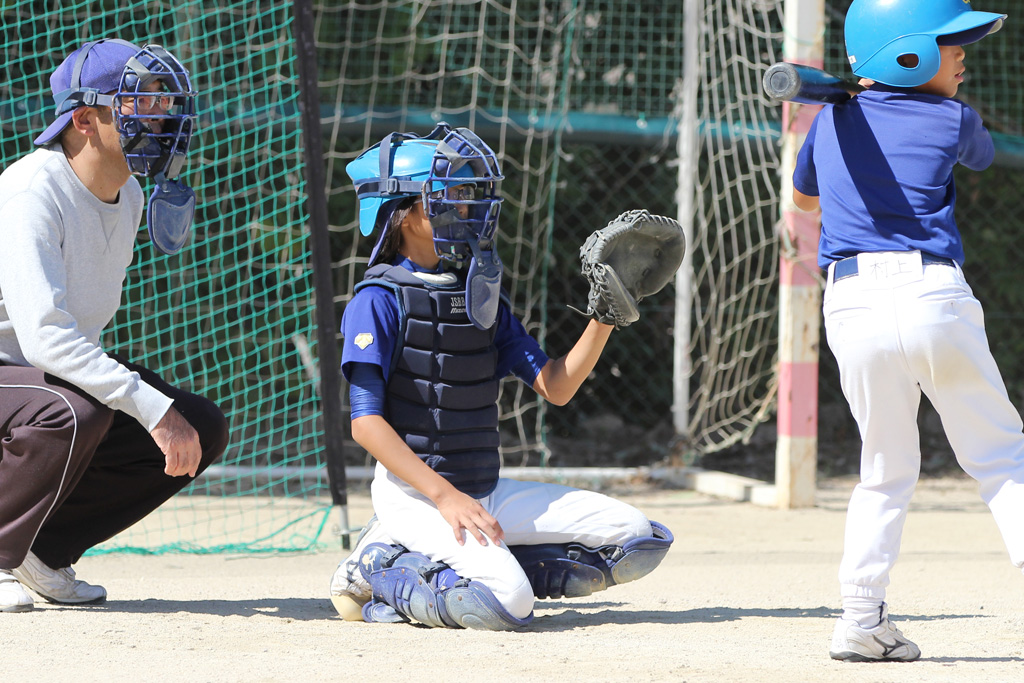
[792,0,1020,662]
[329,123,679,630]
[0,39,228,612]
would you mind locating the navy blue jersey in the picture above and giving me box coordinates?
[341,257,549,387]
[793,84,993,269]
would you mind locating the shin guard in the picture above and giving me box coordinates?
[510,520,674,599]
[359,543,461,628]
[358,542,532,631]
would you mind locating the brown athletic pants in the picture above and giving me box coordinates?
[0,359,228,569]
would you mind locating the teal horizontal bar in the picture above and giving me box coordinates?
[3,97,1022,161]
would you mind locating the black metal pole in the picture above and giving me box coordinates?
[290,0,350,548]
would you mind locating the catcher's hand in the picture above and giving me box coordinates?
[578,209,686,328]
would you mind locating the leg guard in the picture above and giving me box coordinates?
[510,520,674,599]
[359,542,460,628]
[442,581,533,631]
[358,542,532,631]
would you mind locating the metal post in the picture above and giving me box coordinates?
[672,0,700,450]
[775,0,824,509]
[290,0,350,547]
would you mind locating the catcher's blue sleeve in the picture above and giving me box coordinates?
[349,362,385,419]
[340,286,400,384]
[494,303,549,385]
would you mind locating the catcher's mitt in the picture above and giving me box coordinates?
[578,209,686,328]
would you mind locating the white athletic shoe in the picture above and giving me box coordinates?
[0,569,34,613]
[11,551,107,605]
[829,603,921,662]
[330,515,388,620]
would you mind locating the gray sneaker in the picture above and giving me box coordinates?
[11,551,106,605]
[829,603,921,662]
[0,569,34,613]
[330,515,389,620]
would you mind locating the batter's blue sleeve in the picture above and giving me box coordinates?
[958,104,994,172]
[340,286,400,384]
[793,113,821,196]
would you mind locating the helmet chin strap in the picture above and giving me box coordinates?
[465,237,503,330]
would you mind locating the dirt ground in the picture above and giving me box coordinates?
[5,475,1024,683]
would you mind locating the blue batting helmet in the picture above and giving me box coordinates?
[345,123,503,265]
[845,0,1006,87]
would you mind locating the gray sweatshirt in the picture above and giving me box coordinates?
[0,146,173,431]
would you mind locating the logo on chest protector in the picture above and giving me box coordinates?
[449,295,466,315]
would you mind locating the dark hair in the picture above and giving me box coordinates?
[370,196,417,267]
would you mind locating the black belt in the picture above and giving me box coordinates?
[832,253,954,282]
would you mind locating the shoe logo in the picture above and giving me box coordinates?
[872,635,903,657]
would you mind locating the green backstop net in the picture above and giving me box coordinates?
[2,0,1022,553]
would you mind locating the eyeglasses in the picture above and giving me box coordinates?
[429,184,480,202]
[122,93,176,115]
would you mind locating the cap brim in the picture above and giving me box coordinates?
[934,12,1006,46]
[33,111,73,146]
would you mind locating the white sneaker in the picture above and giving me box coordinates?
[829,603,921,662]
[11,551,106,605]
[330,515,389,620]
[0,569,34,612]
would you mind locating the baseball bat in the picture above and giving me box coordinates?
[762,62,864,105]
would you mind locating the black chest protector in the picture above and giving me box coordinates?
[356,264,502,497]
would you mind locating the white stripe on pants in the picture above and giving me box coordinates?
[824,252,1024,601]
[371,463,652,618]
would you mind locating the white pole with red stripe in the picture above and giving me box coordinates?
[775,0,825,508]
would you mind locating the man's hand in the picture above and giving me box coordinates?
[150,407,202,477]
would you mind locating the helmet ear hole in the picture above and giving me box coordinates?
[896,53,920,69]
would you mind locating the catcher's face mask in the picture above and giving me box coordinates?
[421,127,504,329]
[419,127,503,265]
[115,44,197,180]
[117,44,199,255]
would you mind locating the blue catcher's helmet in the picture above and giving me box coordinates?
[115,44,198,179]
[345,123,503,265]
[845,0,1006,87]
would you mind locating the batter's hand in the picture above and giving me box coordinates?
[151,407,202,477]
[435,488,504,547]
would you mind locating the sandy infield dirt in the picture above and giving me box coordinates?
[5,474,1023,682]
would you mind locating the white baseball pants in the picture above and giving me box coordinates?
[371,463,652,618]
[824,251,1024,601]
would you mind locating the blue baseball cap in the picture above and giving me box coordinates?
[34,39,142,146]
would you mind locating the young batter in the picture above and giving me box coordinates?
[329,124,672,630]
[793,0,1019,662]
